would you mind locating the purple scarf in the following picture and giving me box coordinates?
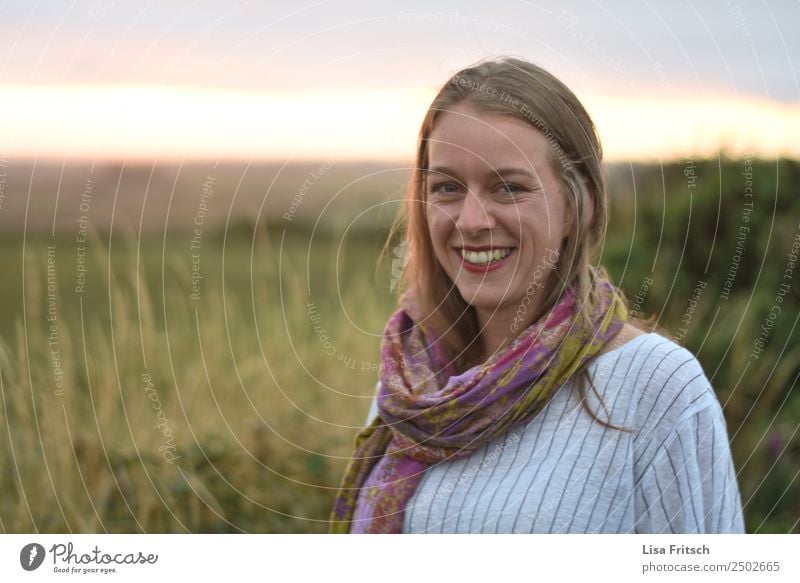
[329,271,627,533]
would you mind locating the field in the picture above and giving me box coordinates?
[0,157,797,533]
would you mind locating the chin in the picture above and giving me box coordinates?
[455,285,515,311]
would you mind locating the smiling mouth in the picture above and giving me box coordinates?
[458,247,515,266]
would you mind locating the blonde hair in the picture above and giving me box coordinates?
[383,56,645,429]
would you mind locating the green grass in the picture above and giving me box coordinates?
[0,224,397,533]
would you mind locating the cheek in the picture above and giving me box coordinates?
[426,207,453,242]
[497,204,540,242]
[529,203,568,242]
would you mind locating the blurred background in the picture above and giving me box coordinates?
[0,0,797,533]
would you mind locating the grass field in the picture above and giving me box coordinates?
[0,158,798,533]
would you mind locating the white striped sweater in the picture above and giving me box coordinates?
[363,333,746,533]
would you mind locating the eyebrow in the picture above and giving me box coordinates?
[424,165,537,180]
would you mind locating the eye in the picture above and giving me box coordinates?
[428,181,463,196]
[499,182,527,197]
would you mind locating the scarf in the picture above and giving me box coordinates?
[329,269,627,533]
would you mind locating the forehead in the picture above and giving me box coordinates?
[427,104,553,172]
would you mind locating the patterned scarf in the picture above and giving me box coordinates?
[329,269,627,533]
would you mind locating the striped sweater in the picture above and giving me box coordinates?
[363,333,746,533]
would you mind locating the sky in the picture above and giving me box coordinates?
[0,0,798,162]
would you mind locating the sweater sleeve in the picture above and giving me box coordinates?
[633,404,745,533]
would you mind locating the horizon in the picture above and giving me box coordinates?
[1,156,791,236]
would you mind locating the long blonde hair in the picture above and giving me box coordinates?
[384,56,643,429]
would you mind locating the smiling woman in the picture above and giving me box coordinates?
[329,56,745,534]
[424,104,573,359]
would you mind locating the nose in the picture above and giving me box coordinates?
[455,189,495,234]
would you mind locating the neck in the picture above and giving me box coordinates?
[475,303,540,361]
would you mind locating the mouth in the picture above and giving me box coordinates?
[455,246,516,273]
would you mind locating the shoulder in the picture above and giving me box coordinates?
[602,331,718,408]
[627,332,718,416]
[603,332,729,463]
[588,329,724,434]
[593,329,713,399]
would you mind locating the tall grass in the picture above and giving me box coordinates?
[0,226,396,533]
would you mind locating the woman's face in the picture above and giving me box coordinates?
[425,103,569,328]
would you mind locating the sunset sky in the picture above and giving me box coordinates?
[0,0,798,162]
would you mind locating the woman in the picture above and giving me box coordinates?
[330,56,745,534]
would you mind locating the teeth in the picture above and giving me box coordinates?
[460,248,513,265]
